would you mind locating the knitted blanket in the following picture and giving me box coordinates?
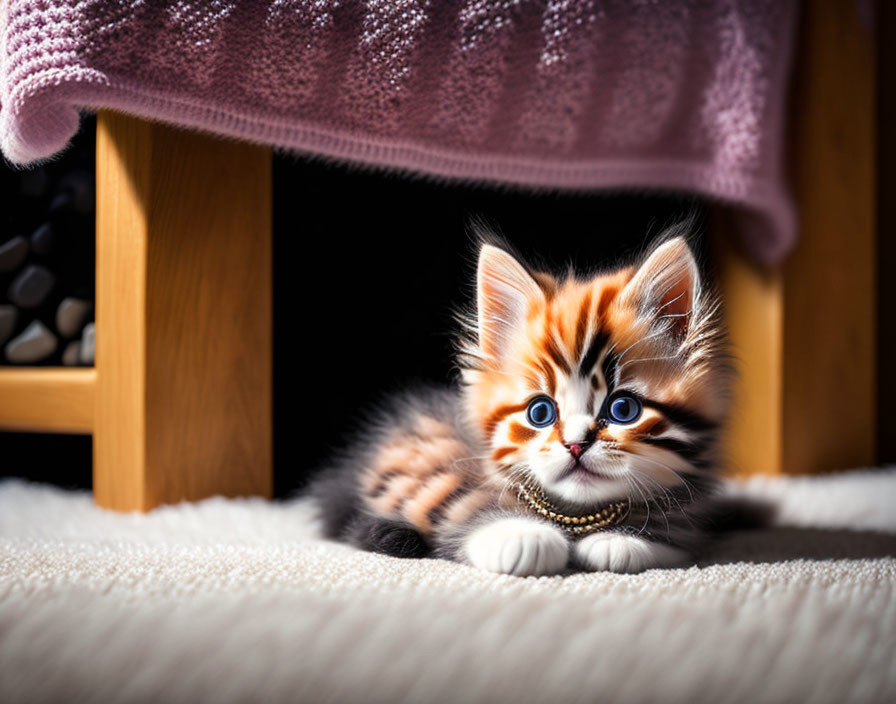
[1,470,894,704]
[0,1,798,263]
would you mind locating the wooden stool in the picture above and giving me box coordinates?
[0,0,875,510]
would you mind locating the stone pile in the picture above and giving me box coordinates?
[0,119,95,365]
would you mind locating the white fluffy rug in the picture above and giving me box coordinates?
[1,471,895,704]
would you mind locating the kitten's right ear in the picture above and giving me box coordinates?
[619,236,701,340]
[477,245,543,361]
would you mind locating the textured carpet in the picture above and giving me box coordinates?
[1,470,894,704]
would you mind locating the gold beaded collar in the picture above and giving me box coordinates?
[516,483,630,537]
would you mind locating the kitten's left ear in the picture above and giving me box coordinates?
[477,245,544,361]
[620,237,700,339]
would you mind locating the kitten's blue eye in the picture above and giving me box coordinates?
[526,396,557,428]
[607,394,642,424]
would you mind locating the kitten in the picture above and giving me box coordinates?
[309,224,731,575]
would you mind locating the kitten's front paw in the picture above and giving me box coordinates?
[465,518,568,576]
[573,532,688,574]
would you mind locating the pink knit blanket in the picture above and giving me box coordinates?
[0,1,798,263]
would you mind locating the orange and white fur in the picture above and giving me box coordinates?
[310,226,731,575]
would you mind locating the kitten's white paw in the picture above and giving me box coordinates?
[573,532,688,574]
[465,518,569,576]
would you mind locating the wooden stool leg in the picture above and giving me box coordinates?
[715,230,784,475]
[718,0,875,476]
[94,112,272,511]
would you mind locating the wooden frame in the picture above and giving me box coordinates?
[0,368,95,433]
[0,113,273,511]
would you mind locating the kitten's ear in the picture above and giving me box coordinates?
[477,245,544,361]
[620,237,700,339]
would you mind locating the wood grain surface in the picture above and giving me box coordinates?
[95,112,272,511]
[781,0,876,474]
[0,368,95,434]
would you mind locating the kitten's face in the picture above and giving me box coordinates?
[463,238,729,508]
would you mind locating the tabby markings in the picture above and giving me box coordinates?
[543,310,572,374]
[508,421,536,443]
[578,330,608,378]
[492,446,516,462]
[443,489,492,525]
[642,400,716,433]
[483,402,527,435]
[572,289,593,360]
[405,472,464,535]
[597,285,618,317]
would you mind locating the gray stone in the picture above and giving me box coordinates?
[0,236,28,273]
[0,305,16,346]
[62,340,81,366]
[56,297,92,338]
[79,322,95,365]
[30,223,54,255]
[5,320,57,363]
[49,192,72,215]
[8,265,54,308]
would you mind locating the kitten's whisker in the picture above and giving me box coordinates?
[497,463,531,504]
[624,474,652,535]
[617,353,681,371]
[655,289,687,313]
[630,453,697,503]
[641,474,699,532]
[634,471,674,511]
[632,461,696,507]
[613,326,670,364]
[628,457,702,532]
[630,473,670,536]
[631,473,679,536]
[448,454,492,467]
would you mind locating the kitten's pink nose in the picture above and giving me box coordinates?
[565,442,589,459]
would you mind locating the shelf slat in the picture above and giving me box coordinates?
[0,367,96,434]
